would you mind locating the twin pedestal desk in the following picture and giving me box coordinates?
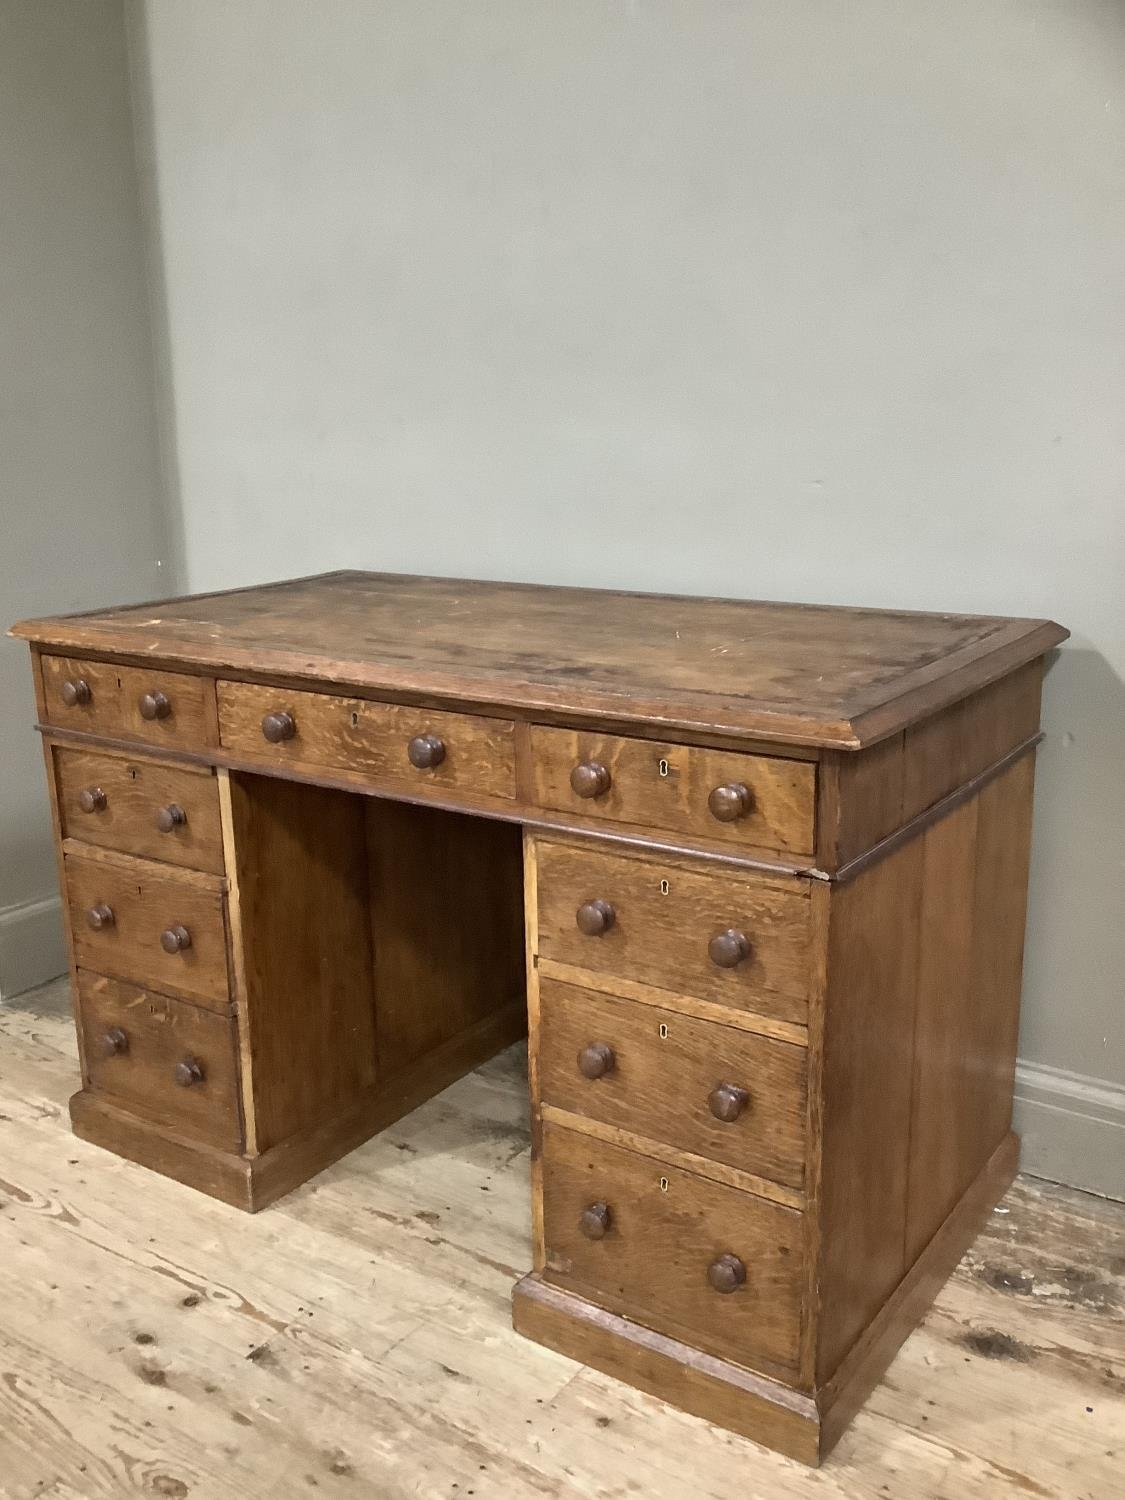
[11,572,1066,1465]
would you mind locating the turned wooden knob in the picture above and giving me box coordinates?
[61,678,91,707]
[139,690,172,721]
[709,1082,751,1123]
[570,761,611,799]
[160,924,192,954]
[102,1027,128,1056]
[708,783,754,823]
[407,732,446,769]
[155,803,186,833]
[577,1041,615,1079]
[174,1058,204,1088]
[575,899,615,937]
[86,903,114,931]
[261,710,296,743]
[709,929,751,969]
[78,786,107,814]
[708,1253,747,1294]
[580,1202,611,1240]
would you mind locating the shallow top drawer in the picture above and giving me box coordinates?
[529,727,815,857]
[41,654,211,751]
[55,747,224,874]
[217,680,517,801]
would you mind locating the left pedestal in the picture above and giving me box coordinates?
[45,733,527,1211]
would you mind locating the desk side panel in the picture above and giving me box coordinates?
[815,752,1038,1383]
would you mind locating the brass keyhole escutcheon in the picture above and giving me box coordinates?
[659,878,670,895]
[658,1022,669,1040]
[658,758,670,778]
[659,1176,670,1193]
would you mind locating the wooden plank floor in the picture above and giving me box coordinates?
[1,980,1121,1500]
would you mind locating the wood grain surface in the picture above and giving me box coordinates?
[55,744,224,873]
[535,838,812,1024]
[538,977,807,1189]
[64,850,230,1011]
[530,725,815,854]
[12,570,1068,748]
[540,1121,804,1379]
[217,677,517,800]
[77,971,242,1150]
[41,653,212,750]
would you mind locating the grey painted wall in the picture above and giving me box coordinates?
[0,1,169,996]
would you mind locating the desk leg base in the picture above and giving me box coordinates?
[512,1274,822,1465]
[70,1090,258,1210]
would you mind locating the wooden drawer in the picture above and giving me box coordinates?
[541,1123,803,1377]
[535,841,812,1026]
[55,747,224,874]
[530,726,815,856]
[77,971,242,1150]
[41,654,211,750]
[64,852,230,1012]
[217,679,517,801]
[539,979,807,1189]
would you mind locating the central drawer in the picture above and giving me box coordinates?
[541,1123,804,1378]
[217,679,517,801]
[78,971,242,1150]
[539,979,807,1189]
[535,840,812,1026]
[64,852,230,1011]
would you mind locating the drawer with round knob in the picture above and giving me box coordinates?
[40,654,212,750]
[77,971,241,1149]
[534,839,813,1025]
[64,851,230,1011]
[541,1121,803,1378]
[529,726,815,857]
[538,979,807,1189]
[55,746,224,873]
[216,679,516,801]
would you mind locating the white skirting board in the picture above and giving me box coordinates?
[0,894,67,1002]
[1014,1060,1125,1203]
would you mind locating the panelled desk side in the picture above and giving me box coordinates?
[11,572,1067,1466]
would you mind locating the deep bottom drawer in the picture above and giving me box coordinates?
[78,971,242,1150]
[541,1122,804,1379]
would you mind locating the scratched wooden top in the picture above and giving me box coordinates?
[11,571,1066,749]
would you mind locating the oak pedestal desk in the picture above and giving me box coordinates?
[11,573,1067,1465]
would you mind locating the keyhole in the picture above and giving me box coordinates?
[659,879,670,896]
[658,1023,669,1040]
[659,1177,670,1193]
[658,758,670,778]
[350,710,360,728]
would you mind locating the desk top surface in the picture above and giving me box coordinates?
[12,571,1066,750]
